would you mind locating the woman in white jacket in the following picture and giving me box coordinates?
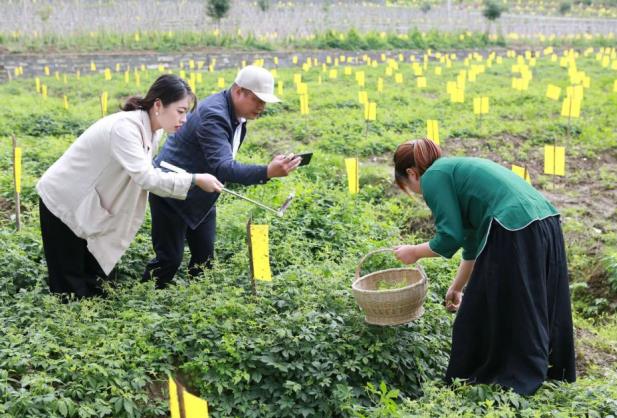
[37,74,223,297]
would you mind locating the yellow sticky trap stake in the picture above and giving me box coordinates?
[345,158,359,195]
[546,84,561,101]
[299,94,309,115]
[14,147,22,194]
[511,165,531,184]
[544,145,565,176]
[168,377,181,418]
[183,389,210,418]
[426,120,440,145]
[249,224,272,281]
[561,96,581,118]
[365,102,376,121]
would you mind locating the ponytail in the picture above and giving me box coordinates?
[121,74,196,112]
[393,139,442,189]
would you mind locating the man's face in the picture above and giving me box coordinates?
[233,87,266,119]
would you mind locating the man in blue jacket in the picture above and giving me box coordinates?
[143,65,300,288]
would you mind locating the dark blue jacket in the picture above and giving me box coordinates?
[154,89,269,229]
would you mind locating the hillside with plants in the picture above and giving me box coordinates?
[1,44,617,416]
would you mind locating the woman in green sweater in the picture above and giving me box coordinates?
[392,138,575,395]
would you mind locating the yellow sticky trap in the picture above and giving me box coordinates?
[394,73,403,84]
[344,66,352,76]
[90,61,96,72]
[183,389,210,418]
[292,56,298,64]
[63,95,69,110]
[293,73,302,85]
[546,84,561,101]
[41,84,48,99]
[14,147,22,194]
[35,77,41,93]
[277,81,284,96]
[104,68,112,81]
[364,102,376,121]
[299,94,309,115]
[168,377,181,418]
[434,66,442,75]
[358,91,368,105]
[297,82,307,95]
[100,91,109,116]
[217,77,225,88]
[561,96,581,118]
[472,97,489,114]
[328,69,338,79]
[544,145,565,176]
[416,77,427,88]
[613,80,617,93]
[249,224,272,281]
[511,165,531,184]
[426,120,440,145]
[377,78,384,93]
[345,158,359,194]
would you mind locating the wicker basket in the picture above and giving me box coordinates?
[352,248,428,326]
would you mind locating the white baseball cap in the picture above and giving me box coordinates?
[234,65,281,103]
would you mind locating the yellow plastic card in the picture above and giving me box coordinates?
[427,120,440,145]
[546,84,561,101]
[345,158,359,194]
[561,97,581,118]
[183,389,209,418]
[511,165,531,184]
[249,224,272,281]
[169,377,181,418]
[544,145,565,176]
[14,147,22,194]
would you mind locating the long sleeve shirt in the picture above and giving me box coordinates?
[420,157,559,260]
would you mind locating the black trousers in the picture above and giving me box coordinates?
[39,198,107,298]
[142,193,216,289]
[445,216,576,395]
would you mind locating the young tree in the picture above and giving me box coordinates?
[257,0,270,13]
[482,0,504,36]
[206,0,231,28]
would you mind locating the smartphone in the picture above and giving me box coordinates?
[296,152,313,166]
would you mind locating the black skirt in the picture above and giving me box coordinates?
[445,215,576,395]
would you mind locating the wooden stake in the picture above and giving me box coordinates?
[12,135,21,231]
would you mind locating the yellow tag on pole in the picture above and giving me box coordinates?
[546,84,561,101]
[511,165,531,184]
[183,389,209,418]
[364,102,376,121]
[249,224,272,281]
[345,158,359,194]
[544,145,565,176]
[14,147,22,194]
[168,377,181,418]
[426,120,440,145]
[561,96,581,118]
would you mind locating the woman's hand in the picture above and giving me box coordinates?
[195,173,223,193]
[445,285,463,312]
[394,245,421,265]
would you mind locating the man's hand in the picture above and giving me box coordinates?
[267,154,301,178]
[393,245,421,265]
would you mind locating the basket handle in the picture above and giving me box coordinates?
[355,248,396,281]
[354,247,427,283]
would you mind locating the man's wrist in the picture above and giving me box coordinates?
[191,173,197,186]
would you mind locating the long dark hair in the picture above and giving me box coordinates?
[393,139,442,190]
[121,74,196,111]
